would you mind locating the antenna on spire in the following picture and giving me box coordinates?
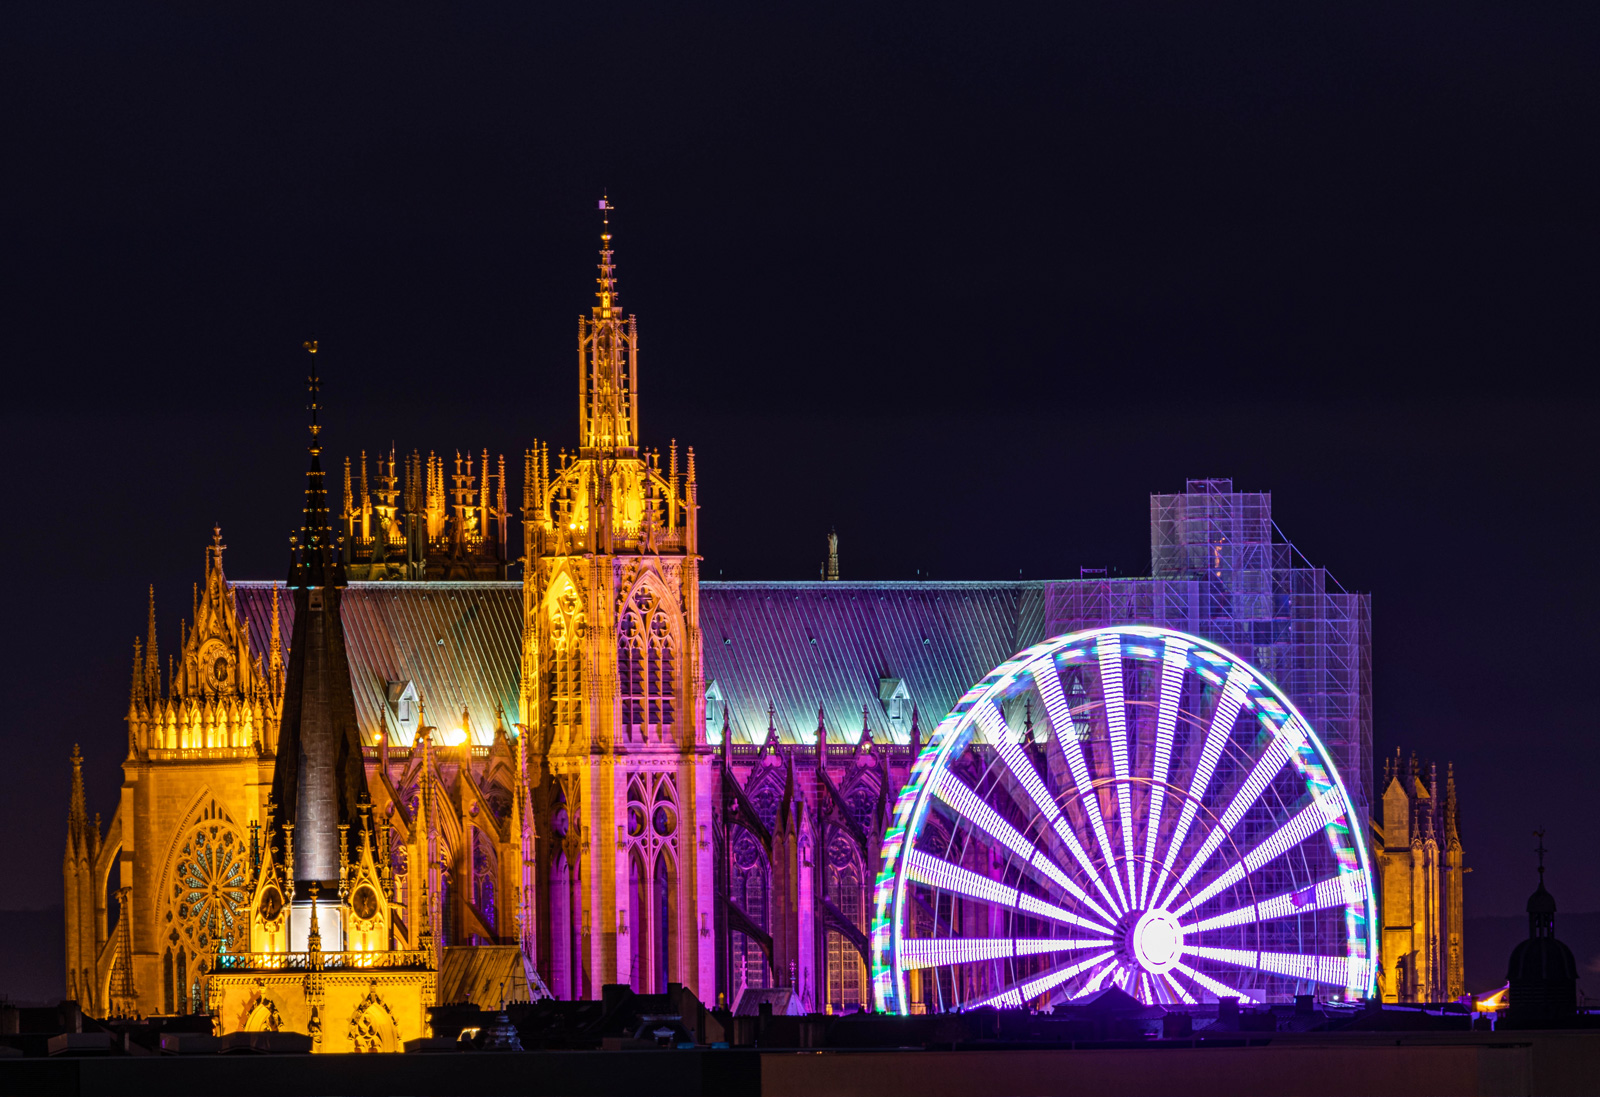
[1535,828,1548,883]
[303,340,321,440]
[595,198,619,317]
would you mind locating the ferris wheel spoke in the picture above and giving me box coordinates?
[1082,957,1122,995]
[1139,638,1190,908]
[1148,666,1253,909]
[1034,669,1131,913]
[1169,788,1349,918]
[970,949,1117,1010]
[904,849,1115,935]
[985,709,1121,921]
[1183,870,1368,934]
[1160,971,1197,1005]
[1169,960,1260,1004]
[1181,945,1364,990]
[1097,637,1140,903]
[930,767,1114,925]
[1158,736,1293,911]
[898,936,1112,971]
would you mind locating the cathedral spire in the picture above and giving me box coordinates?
[579,198,639,457]
[68,744,87,853]
[287,341,344,590]
[129,639,143,717]
[144,585,160,704]
[272,343,366,889]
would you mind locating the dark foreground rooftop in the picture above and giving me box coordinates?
[4,1031,1600,1097]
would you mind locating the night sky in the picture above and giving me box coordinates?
[2,3,1597,928]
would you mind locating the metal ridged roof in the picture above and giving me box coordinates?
[229,578,1059,749]
[699,581,1048,745]
[233,582,523,747]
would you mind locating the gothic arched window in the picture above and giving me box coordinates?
[546,586,584,736]
[629,852,646,991]
[619,587,678,741]
[472,829,497,940]
[654,850,673,992]
[165,814,248,957]
[731,830,771,991]
[826,833,866,1014]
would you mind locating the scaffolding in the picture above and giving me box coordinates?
[1046,478,1373,828]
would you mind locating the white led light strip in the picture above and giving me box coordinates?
[1160,971,1196,1005]
[972,949,1116,1010]
[1159,737,1291,911]
[984,705,1119,921]
[1097,636,1140,903]
[1082,958,1121,995]
[930,764,1112,926]
[897,936,1112,971]
[904,849,1113,935]
[1148,666,1252,908]
[1139,639,1190,908]
[1169,960,1259,1004]
[1182,945,1361,989]
[1035,669,1130,913]
[1184,871,1367,933]
[1170,788,1346,918]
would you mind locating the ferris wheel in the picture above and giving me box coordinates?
[870,625,1374,1013]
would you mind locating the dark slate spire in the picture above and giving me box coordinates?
[287,342,346,590]
[272,343,366,888]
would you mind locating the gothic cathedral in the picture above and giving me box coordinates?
[64,223,722,1048]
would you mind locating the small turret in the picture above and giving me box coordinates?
[1507,831,1577,1025]
[144,586,160,704]
[67,744,88,858]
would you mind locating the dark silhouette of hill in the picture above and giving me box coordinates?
[0,908,62,1006]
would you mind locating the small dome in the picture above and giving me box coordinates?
[1508,934,1577,984]
[1528,883,1557,915]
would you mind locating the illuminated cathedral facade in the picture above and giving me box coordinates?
[66,219,1407,1046]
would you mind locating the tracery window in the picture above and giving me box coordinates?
[618,587,677,740]
[164,812,248,957]
[472,829,497,940]
[620,773,679,991]
[730,830,771,992]
[547,587,584,735]
[826,833,866,1014]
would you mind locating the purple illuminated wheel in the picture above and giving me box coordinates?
[870,626,1374,1012]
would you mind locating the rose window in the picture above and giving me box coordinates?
[171,824,249,951]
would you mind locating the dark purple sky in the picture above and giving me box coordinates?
[1,3,1597,923]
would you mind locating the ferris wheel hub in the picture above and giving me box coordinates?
[1128,909,1184,976]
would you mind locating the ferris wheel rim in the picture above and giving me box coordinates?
[870,624,1376,1015]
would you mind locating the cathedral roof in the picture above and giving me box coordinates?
[698,580,1048,745]
[230,578,1054,748]
[234,581,523,748]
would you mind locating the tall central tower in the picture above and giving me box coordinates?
[520,209,713,999]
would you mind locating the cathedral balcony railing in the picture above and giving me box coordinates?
[362,743,491,760]
[723,741,916,761]
[147,746,259,762]
[615,529,686,553]
[214,949,433,973]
